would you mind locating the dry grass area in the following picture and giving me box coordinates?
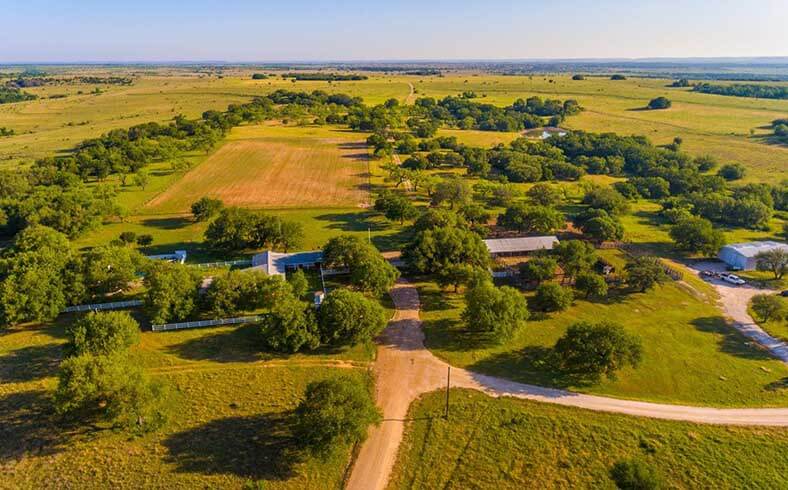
[145,125,370,213]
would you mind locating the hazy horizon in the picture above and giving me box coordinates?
[1,0,786,63]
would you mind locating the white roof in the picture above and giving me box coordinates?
[250,250,323,276]
[720,241,788,258]
[484,236,559,254]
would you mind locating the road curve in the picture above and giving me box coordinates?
[345,280,788,490]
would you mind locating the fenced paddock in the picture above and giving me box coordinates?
[151,315,263,332]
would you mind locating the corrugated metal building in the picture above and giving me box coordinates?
[718,241,788,270]
[484,236,560,257]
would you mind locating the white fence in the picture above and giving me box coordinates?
[62,299,144,313]
[151,315,264,332]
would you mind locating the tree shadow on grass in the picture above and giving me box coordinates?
[166,324,264,363]
[163,410,301,480]
[139,216,194,230]
[314,212,389,233]
[167,324,357,363]
[690,316,776,361]
[0,342,63,383]
[0,390,65,462]
[469,345,589,389]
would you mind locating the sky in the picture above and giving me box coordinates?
[1,0,786,62]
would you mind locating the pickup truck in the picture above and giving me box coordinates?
[719,272,746,285]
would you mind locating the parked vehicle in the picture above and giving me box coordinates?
[781,290,788,297]
[720,273,746,285]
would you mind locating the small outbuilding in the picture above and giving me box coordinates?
[718,241,788,270]
[484,236,559,258]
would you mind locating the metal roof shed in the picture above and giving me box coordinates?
[718,241,788,270]
[484,236,560,257]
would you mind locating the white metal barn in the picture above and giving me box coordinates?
[484,236,560,258]
[718,241,788,270]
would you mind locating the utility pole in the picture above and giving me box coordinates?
[444,366,451,419]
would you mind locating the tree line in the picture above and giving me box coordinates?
[692,83,788,100]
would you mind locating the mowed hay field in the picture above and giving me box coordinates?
[146,125,371,213]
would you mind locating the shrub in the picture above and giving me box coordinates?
[191,197,224,221]
[519,257,558,284]
[287,269,310,299]
[554,321,643,381]
[717,163,746,181]
[751,294,787,322]
[647,97,671,110]
[294,376,381,455]
[67,311,140,356]
[610,459,663,490]
[462,282,529,342]
[533,283,573,312]
[624,256,668,292]
[144,262,203,324]
[668,216,725,256]
[318,289,387,346]
[54,353,171,433]
[574,272,608,299]
[259,293,319,353]
[755,249,788,279]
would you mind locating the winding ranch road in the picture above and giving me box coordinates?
[346,280,788,490]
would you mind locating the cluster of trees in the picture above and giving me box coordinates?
[55,311,171,433]
[260,284,387,353]
[692,83,788,100]
[251,73,269,80]
[0,168,118,238]
[408,95,581,133]
[403,209,490,275]
[322,235,400,295]
[0,127,13,137]
[670,78,692,87]
[281,72,368,81]
[0,86,36,104]
[204,207,304,252]
[541,130,781,232]
[0,226,150,327]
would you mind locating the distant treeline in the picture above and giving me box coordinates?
[282,73,368,81]
[0,87,36,104]
[5,76,133,88]
[351,67,441,75]
[692,83,788,99]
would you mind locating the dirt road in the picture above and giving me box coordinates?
[345,280,788,490]
[690,262,788,363]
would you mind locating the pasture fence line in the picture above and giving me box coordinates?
[63,299,144,313]
[151,315,264,332]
